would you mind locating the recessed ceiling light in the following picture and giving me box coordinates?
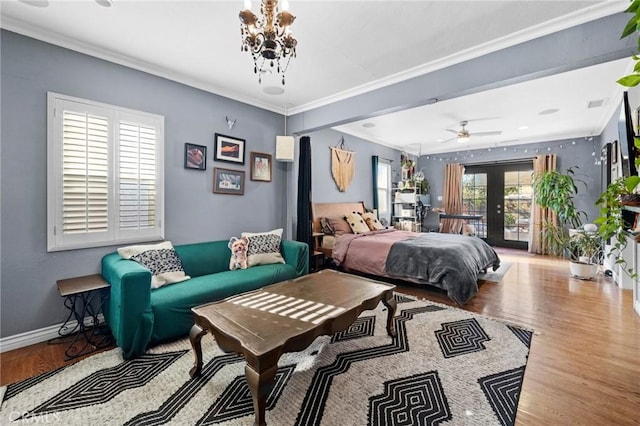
[362,122,376,128]
[518,125,529,130]
[263,86,285,95]
[18,0,49,7]
[539,108,559,115]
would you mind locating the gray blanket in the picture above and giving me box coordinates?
[385,233,500,305]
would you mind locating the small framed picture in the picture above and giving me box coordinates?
[184,143,207,170]
[250,151,272,182]
[214,133,245,165]
[213,167,245,195]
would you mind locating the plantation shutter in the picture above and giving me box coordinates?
[62,111,109,234]
[118,120,157,231]
[48,92,164,252]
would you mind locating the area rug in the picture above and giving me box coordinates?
[1,295,532,425]
[478,261,513,283]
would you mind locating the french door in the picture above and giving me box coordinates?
[463,162,533,249]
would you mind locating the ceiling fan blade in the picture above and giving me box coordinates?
[444,129,459,134]
[440,136,457,143]
[472,131,502,137]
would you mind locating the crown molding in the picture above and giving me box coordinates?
[0,16,286,115]
[1,1,625,118]
[288,1,627,116]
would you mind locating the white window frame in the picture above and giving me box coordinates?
[377,160,392,218]
[47,92,165,252]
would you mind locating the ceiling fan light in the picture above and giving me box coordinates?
[458,135,470,143]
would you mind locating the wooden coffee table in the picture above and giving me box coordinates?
[189,269,397,426]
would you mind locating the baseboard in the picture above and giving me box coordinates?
[0,315,105,353]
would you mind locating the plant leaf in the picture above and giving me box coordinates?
[622,15,639,38]
[617,74,640,87]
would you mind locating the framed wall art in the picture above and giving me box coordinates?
[250,151,272,182]
[184,143,207,170]
[214,133,245,165]
[213,167,245,195]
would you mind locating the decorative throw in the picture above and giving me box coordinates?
[117,241,190,289]
[241,229,285,267]
[330,146,355,192]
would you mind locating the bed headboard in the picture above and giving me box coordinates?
[311,201,367,233]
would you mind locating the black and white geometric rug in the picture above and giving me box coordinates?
[1,295,532,425]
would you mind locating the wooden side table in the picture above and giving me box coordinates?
[52,274,113,360]
[311,232,326,272]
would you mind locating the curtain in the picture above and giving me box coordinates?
[529,154,557,254]
[296,136,313,257]
[441,163,465,234]
[371,156,379,211]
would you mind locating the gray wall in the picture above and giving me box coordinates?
[0,30,288,338]
[308,129,401,209]
[418,137,602,222]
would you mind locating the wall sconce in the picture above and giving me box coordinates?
[275,135,295,162]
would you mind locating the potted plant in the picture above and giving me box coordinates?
[595,175,640,278]
[567,227,601,279]
[531,166,587,257]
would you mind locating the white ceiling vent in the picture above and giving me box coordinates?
[587,99,605,109]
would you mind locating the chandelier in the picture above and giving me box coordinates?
[239,0,297,85]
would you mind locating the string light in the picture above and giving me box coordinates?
[422,139,598,163]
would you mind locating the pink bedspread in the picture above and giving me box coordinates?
[332,229,415,276]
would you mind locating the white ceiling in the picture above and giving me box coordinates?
[0,0,631,154]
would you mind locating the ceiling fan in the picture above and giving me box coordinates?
[441,120,502,143]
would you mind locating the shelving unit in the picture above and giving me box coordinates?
[391,186,421,232]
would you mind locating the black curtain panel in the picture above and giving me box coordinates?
[296,136,313,255]
[371,155,379,211]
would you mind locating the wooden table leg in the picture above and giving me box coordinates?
[245,360,278,426]
[382,293,397,337]
[189,324,207,378]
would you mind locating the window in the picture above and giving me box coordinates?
[47,93,164,252]
[377,160,392,217]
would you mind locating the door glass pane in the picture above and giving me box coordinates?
[504,170,533,242]
[462,173,487,238]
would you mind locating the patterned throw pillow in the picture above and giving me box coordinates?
[361,212,385,231]
[241,228,286,267]
[117,241,190,289]
[345,211,370,234]
[320,217,334,235]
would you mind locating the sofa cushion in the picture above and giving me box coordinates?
[241,228,285,267]
[149,263,297,343]
[117,241,189,289]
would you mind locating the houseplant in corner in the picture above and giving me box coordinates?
[531,166,586,257]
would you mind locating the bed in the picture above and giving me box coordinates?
[311,201,500,304]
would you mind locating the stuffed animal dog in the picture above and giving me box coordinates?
[228,236,249,270]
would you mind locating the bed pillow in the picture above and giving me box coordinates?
[241,228,286,267]
[325,216,353,236]
[345,211,370,234]
[361,212,385,231]
[117,241,190,289]
[320,217,334,235]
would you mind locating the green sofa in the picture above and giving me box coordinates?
[101,239,309,359]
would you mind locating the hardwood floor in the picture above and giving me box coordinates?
[1,248,639,425]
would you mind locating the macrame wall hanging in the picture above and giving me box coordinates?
[330,137,355,192]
